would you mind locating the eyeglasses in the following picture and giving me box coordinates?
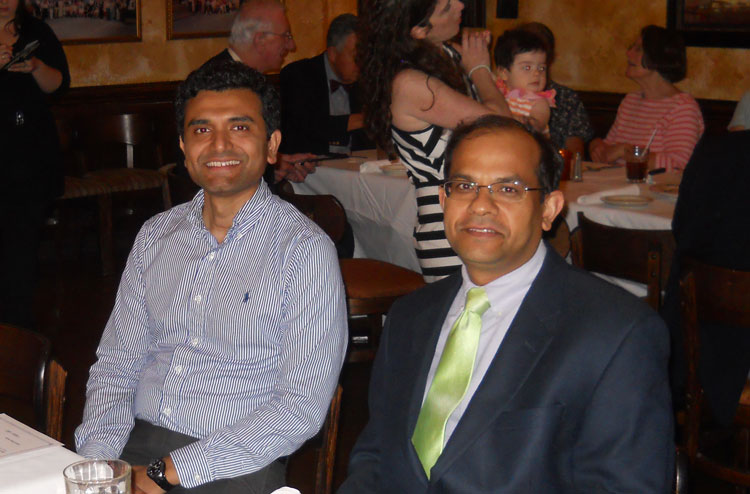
[260,31,294,41]
[442,180,546,203]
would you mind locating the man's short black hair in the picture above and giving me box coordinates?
[641,25,686,83]
[326,13,358,49]
[175,60,280,138]
[444,116,561,200]
[493,28,549,70]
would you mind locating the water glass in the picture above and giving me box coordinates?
[64,459,131,494]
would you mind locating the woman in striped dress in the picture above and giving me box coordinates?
[359,0,511,281]
[589,25,704,172]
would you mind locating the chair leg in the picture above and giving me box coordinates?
[97,194,115,276]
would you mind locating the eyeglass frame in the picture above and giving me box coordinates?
[259,31,294,42]
[441,179,547,203]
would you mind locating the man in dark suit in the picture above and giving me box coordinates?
[662,130,750,425]
[279,14,368,155]
[338,116,674,493]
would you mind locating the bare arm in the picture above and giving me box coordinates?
[9,56,64,94]
[528,99,550,134]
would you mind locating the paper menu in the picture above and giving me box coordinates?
[0,414,60,458]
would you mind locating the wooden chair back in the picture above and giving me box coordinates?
[571,212,675,309]
[315,384,343,494]
[680,257,750,486]
[0,324,67,440]
[277,184,347,244]
[76,113,164,170]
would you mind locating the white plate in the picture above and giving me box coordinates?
[601,194,652,208]
[381,164,408,177]
[649,183,679,201]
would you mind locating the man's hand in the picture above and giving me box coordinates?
[132,465,165,494]
[276,152,318,183]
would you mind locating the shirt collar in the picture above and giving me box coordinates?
[459,240,547,308]
[187,180,274,243]
[227,47,242,62]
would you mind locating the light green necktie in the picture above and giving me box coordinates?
[411,286,490,478]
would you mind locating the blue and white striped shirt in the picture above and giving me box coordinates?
[74,181,347,488]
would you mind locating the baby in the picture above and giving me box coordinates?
[494,28,555,134]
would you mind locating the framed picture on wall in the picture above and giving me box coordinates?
[27,0,141,44]
[167,0,241,40]
[668,0,750,48]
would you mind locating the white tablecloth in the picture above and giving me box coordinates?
[0,444,83,494]
[292,151,421,272]
[560,164,678,231]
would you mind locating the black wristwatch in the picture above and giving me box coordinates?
[146,458,177,491]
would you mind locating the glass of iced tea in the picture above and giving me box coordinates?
[624,145,649,183]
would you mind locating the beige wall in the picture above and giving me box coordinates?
[63,0,357,87]
[487,0,748,102]
[64,0,746,103]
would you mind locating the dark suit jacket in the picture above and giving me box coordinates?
[202,48,233,67]
[662,130,750,425]
[339,249,674,493]
[279,53,369,154]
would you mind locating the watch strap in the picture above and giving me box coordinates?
[146,458,177,491]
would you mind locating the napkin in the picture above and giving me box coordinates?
[360,160,391,174]
[577,184,640,205]
[270,488,301,494]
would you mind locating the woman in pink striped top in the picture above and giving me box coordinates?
[589,25,704,172]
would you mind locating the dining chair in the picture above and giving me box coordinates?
[680,258,750,490]
[287,384,343,494]
[277,184,426,362]
[0,323,67,441]
[571,212,675,310]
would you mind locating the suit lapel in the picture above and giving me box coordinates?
[430,250,568,480]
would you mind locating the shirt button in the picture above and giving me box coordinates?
[163,407,172,416]
[194,474,201,482]
[174,365,183,374]
[193,294,202,303]
[191,337,200,346]
[207,252,215,261]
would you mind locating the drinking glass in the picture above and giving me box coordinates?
[624,145,649,183]
[63,459,131,494]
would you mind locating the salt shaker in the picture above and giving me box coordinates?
[572,152,583,182]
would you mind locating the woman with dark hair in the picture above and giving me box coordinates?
[1,0,69,326]
[359,0,510,281]
[589,25,703,172]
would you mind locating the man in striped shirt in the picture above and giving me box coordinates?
[74,60,348,493]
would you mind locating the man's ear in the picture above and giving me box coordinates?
[438,183,447,211]
[540,190,564,232]
[326,45,338,64]
[179,136,185,154]
[267,130,282,165]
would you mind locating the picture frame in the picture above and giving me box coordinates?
[28,0,141,45]
[166,0,241,40]
[667,0,750,48]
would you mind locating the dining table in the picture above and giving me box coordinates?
[0,414,83,494]
[292,153,680,279]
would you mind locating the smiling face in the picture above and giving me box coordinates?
[499,50,547,92]
[180,89,280,204]
[439,128,563,285]
[421,0,464,45]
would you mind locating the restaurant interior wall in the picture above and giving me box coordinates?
[487,0,746,102]
[61,0,357,88]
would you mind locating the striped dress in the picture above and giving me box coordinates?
[604,92,704,171]
[392,124,459,281]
